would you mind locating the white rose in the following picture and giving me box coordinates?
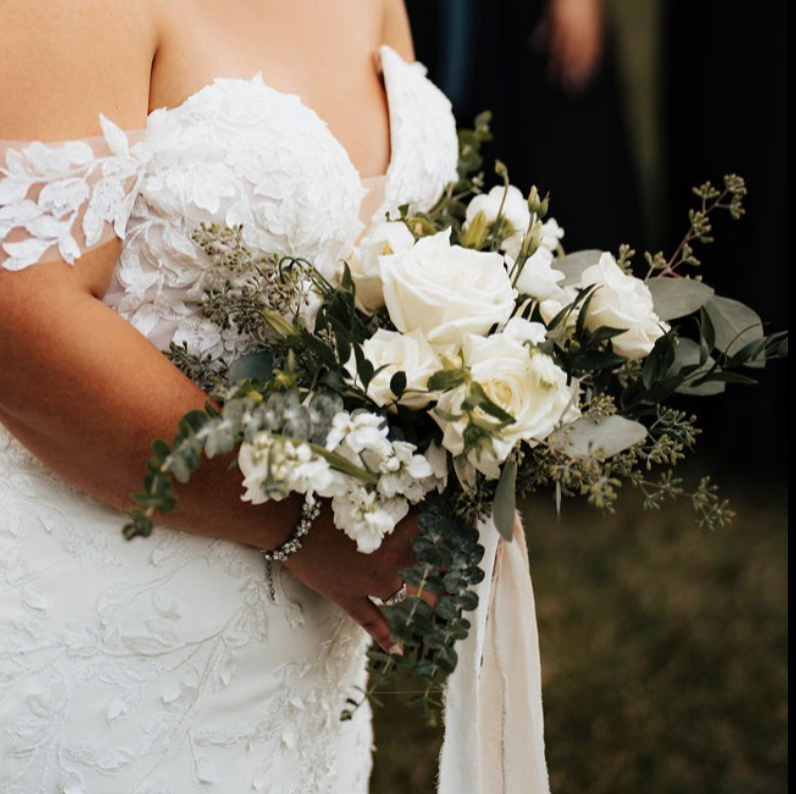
[434,330,579,477]
[580,252,670,359]
[540,218,565,251]
[380,228,516,348]
[344,328,442,409]
[349,221,415,312]
[465,185,531,258]
[513,247,566,301]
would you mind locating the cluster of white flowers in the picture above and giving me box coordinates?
[325,411,441,552]
[470,182,671,360]
[244,183,672,552]
[238,432,340,503]
[238,410,443,553]
[338,202,583,489]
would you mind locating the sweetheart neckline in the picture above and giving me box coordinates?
[145,44,401,184]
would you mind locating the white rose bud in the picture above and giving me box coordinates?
[464,185,531,258]
[344,328,442,409]
[380,228,516,348]
[434,330,579,477]
[348,221,415,313]
[580,252,670,360]
[513,246,566,301]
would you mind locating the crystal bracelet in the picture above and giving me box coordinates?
[260,497,323,564]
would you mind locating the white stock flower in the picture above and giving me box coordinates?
[325,411,392,459]
[348,221,415,312]
[344,329,442,409]
[380,228,516,348]
[238,432,343,503]
[513,246,566,301]
[434,330,579,477]
[331,488,409,554]
[376,441,434,501]
[540,218,565,251]
[580,252,670,359]
[465,185,530,257]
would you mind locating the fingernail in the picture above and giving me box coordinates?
[388,643,404,656]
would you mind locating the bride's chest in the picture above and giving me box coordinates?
[125,46,458,282]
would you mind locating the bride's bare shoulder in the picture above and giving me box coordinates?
[0,0,159,138]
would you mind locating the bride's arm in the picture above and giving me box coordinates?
[382,0,415,60]
[0,0,411,652]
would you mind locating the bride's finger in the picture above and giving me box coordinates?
[346,597,401,655]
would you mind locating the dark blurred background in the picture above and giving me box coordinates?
[372,1,788,792]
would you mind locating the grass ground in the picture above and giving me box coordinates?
[371,475,788,794]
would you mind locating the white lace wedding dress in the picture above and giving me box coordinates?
[1,46,552,794]
[0,46,458,794]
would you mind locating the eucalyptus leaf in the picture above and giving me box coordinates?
[228,352,273,384]
[704,296,765,366]
[492,459,517,541]
[548,415,648,459]
[556,249,603,287]
[647,278,715,321]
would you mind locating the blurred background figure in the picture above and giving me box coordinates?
[374,3,788,793]
[407,0,642,252]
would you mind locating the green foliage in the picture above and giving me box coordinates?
[164,341,227,390]
[346,488,485,720]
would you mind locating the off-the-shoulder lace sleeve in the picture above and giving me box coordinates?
[0,116,148,272]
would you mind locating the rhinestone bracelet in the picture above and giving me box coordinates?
[260,497,323,564]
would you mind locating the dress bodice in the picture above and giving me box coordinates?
[1,45,459,359]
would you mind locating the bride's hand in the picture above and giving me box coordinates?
[283,504,429,653]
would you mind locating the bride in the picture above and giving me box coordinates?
[0,0,549,791]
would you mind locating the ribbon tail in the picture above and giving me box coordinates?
[438,513,551,794]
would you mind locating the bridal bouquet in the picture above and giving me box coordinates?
[124,113,787,711]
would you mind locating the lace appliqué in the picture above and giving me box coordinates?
[0,424,372,793]
[376,46,459,221]
[0,116,147,271]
